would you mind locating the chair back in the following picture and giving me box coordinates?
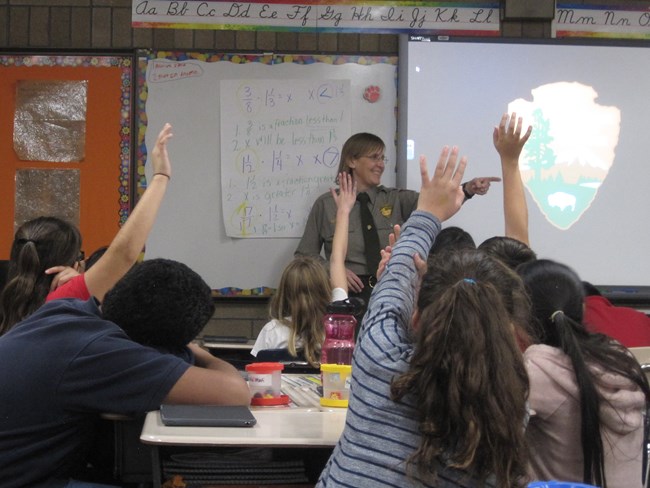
[254,348,319,374]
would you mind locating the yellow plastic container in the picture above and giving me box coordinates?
[320,364,352,408]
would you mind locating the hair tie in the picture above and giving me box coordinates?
[463,278,476,284]
[17,238,36,246]
[551,310,564,321]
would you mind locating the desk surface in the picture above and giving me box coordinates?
[140,408,347,448]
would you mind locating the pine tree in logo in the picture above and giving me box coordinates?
[526,108,556,181]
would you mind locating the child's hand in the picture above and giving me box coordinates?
[376,246,392,281]
[388,224,400,247]
[331,172,357,214]
[151,123,173,180]
[45,266,81,291]
[376,225,400,280]
[493,112,532,162]
[413,252,427,279]
[416,146,467,222]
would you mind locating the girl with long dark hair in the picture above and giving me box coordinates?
[519,259,650,488]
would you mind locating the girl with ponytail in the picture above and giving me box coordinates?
[0,217,82,334]
[518,259,649,488]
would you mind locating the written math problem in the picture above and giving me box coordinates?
[221,78,350,238]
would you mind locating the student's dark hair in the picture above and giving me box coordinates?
[391,250,530,487]
[269,256,330,367]
[84,245,109,270]
[478,236,537,270]
[0,216,82,335]
[582,281,602,297]
[102,258,214,352]
[428,226,476,258]
[517,259,650,488]
[335,132,385,183]
[0,260,9,294]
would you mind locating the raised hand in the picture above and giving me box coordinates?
[331,172,357,214]
[493,112,532,163]
[151,123,173,179]
[417,146,467,222]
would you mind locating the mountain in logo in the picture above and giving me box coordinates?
[508,81,620,230]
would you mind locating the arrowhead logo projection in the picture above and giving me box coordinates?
[509,82,620,230]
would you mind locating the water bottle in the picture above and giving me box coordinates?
[321,299,360,365]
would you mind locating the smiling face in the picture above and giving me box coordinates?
[336,133,386,192]
[349,151,386,192]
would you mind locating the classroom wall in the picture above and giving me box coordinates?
[203,300,269,340]
[0,0,646,339]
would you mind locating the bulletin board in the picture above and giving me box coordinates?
[136,50,398,293]
[0,52,134,259]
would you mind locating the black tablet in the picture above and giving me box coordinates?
[160,404,257,427]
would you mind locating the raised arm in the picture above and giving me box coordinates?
[329,172,357,293]
[493,112,532,245]
[366,147,467,330]
[84,123,174,301]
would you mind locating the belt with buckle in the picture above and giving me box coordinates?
[358,274,377,289]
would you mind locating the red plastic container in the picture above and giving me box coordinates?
[245,362,289,406]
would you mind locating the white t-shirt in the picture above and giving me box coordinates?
[250,287,348,356]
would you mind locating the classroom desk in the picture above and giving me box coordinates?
[140,408,346,487]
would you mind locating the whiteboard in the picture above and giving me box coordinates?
[139,52,397,291]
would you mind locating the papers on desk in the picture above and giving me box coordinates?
[281,374,322,408]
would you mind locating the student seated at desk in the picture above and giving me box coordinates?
[0,258,250,488]
[251,172,356,367]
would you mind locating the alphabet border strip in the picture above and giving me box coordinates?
[132,1,500,35]
[554,4,650,39]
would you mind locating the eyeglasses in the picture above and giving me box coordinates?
[363,154,388,163]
